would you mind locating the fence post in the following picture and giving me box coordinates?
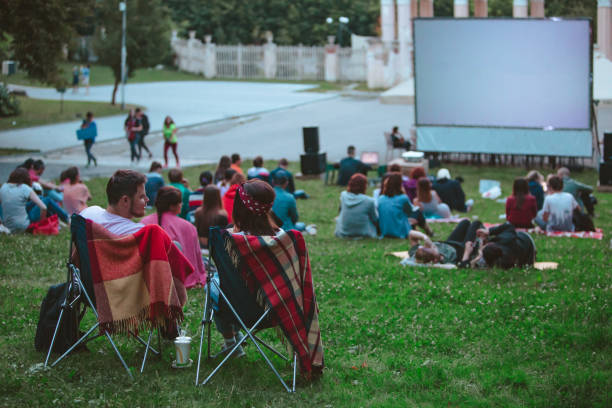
[203,35,216,79]
[263,32,277,79]
[237,44,242,79]
[324,36,338,82]
[187,30,197,73]
[298,44,304,81]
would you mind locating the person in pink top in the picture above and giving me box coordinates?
[60,166,92,215]
[141,186,206,289]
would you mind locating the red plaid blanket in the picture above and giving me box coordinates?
[83,220,193,334]
[225,229,324,376]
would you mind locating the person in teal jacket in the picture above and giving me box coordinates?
[271,170,304,231]
[168,168,191,219]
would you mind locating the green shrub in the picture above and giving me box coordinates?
[0,84,20,117]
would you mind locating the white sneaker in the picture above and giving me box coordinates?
[0,224,10,234]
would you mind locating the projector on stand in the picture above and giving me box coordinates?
[401,151,425,162]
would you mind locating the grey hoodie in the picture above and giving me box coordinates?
[335,191,378,238]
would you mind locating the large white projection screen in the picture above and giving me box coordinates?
[414,19,592,157]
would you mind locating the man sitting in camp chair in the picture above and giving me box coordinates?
[205,179,324,380]
[80,169,148,235]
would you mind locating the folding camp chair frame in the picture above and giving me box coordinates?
[43,215,163,379]
[195,256,297,393]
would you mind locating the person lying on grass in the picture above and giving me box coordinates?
[409,219,483,265]
[467,223,536,269]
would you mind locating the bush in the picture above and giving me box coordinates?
[0,84,20,117]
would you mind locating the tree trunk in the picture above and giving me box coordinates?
[111,79,119,105]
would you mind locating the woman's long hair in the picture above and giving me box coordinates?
[381,172,403,197]
[215,155,231,182]
[155,186,182,226]
[164,116,174,127]
[232,179,277,236]
[512,178,529,210]
[60,166,79,184]
[198,185,225,230]
[416,177,432,203]
[7,168,31,186]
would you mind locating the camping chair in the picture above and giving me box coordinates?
[195,227,297,393]
[43,214,161,379]
[384,131,403,162]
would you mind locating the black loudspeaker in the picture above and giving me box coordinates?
[604,132,612,162]
[303,127,319,154]
[600,162,612,186]
[300,153,326,175]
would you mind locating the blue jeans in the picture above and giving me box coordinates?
[130,134,141,161]
[534,209,546,229]
[27,197,69,223]
[84,139,96,165]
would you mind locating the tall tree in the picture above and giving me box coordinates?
[93,0,172,104]
[0,0,92,84]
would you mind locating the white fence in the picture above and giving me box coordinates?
[172,33,365,82]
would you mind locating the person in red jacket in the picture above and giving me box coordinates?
[506,178,537,228]
[222,172,245,223]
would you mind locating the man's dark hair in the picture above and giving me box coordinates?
[135,107,141,113]
[347,145,355,155]
[483,244,504,267]
[149,161,163,172]
[86,111,94,120]
[7,167,32,186]
[224,169,237,181]
[253,156,264,168]
[231,153,241,164]
[279,158,289,167]
[33,159,45,171]
[18,158,35,170]
[106,170,146,205]
[548,176,563,192]
[168,168,183,183]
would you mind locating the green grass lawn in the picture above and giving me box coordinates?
[0,96,135,131]
[0,163,610,407]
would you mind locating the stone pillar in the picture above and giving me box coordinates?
[367,40,386,88]
[381,0,396,44]
[420,0,433,17]
[263,32,277,79]
[598,0,612,60]
[474,0,488,17]
[454,0,469,18]
[397,0,413,80]
[513,0,528,18]
[203,35,216,79]
[187,30,197,72]
[530,0,545,17]
[325,36,339,82]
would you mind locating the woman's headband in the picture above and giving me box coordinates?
[237,183,272,216]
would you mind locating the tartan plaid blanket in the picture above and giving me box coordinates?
[82,220,193,334]
[224,229,324,376]
[484,223,603,240]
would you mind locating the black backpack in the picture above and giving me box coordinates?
[141,114,150,135]
[34,282,85,354]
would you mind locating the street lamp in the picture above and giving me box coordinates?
[326,16,351,46]
[119,1,127,110]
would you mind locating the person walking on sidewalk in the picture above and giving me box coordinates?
[136,108,152,159]
[163,116,179,168]
[125,109,143,163]
[80,111,97,167]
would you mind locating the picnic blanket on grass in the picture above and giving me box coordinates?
[224,228,324,376]
[483,223,603,240]
[81,220,193,334]
[425,215,466,223]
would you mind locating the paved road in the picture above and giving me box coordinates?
[0,81,336,151]
[1,89,610,183]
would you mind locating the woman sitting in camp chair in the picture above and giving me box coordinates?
[207,179,324,377]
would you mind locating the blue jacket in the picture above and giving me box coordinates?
[272,186,298,230]
[378,194,412,238]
